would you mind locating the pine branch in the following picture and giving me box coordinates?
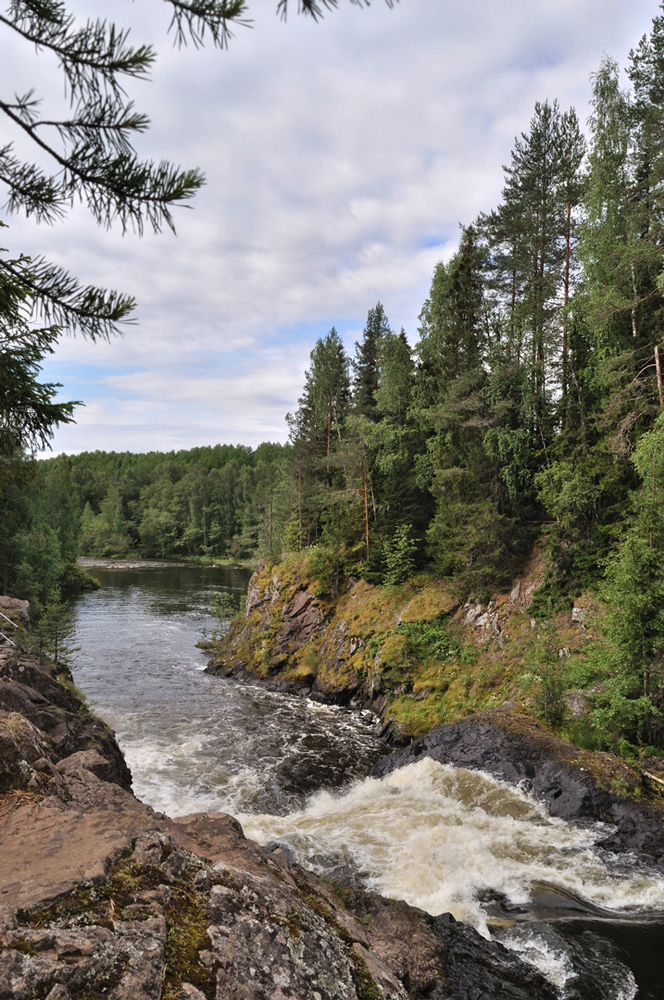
[2,3,154,100]
[276,0,396,21]
[4,90,151,156]
[0,144,67,222]
[167,0,251,48]
[1,255,135,341]
[0,99,204,233]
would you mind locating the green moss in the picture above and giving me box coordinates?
[18,855,165,930]
[350,951,384,1000]
[286,909,302,938]
[16,846,217,1000]
[388,694,449,737]
[163,881,213,1000]
[10,934,37,956]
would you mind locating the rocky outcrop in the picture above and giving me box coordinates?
[372,708,664,861]
[0,651,560,998]
[207,561,370,708]
[0,597,29,630]
[0,650,131,791]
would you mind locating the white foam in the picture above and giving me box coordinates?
[499,931,576,992]
[239,758,664,937]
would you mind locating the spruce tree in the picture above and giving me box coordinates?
[286,329,350,545]
[353,302,391,419]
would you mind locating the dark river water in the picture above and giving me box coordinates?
[71,560,385,816]
[70,560,664,1000]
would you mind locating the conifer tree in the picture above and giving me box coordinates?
[580,57,646,348]
[417,226,488,407]
[353,302,391,419]
[375,328,414,428]
[35,587,77,664]
[557,108,586,417]
[287,329,350,545]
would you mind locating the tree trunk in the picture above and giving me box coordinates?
[363,457,370,558]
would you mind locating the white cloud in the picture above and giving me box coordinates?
[4,0,659,453]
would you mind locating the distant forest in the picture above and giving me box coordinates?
[5,9,664,744]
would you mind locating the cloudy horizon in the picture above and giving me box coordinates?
[3,0,659,455]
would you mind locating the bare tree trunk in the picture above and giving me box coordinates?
[363,457,370,558]
[630,262,638,339]
[562,198,572,427]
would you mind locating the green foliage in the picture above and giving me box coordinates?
[523,640,567,729]
[397,614,458,663]
[581,417,664,749]
[33,587,79,665]
[383,523,417,585]
[353,302,391,419]
[207,589,245,640]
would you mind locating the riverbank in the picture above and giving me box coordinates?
[78,555,256,571]
[205,555,664,858]
[0,647,560,1000]
[205,553,664,759]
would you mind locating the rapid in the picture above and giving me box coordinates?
[70,561,664,999]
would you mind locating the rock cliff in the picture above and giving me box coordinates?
[204,554,594,744]
[0,647,558,999]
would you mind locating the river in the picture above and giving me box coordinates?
[70,560,664,1000]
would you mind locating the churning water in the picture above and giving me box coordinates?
[71,561,664,999]
[71,561,385,816]
[240,759,664,995]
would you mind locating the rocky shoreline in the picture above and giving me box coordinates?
[0,648,563,1000]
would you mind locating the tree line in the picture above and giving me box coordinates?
[5,5,664,746]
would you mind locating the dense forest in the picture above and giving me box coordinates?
[5,9,664,748]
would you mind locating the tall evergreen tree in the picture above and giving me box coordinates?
[353,302,391,419]
[286,329,351,545]
[557,108,587,419]
[417,226,489,408]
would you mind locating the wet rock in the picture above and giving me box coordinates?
[431,915,557,1000]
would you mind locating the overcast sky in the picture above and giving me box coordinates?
[3,0,660,455]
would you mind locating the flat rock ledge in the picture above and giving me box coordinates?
[0,650,557,1000]
[372,708,664,861]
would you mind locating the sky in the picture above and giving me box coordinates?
[3,0,660,455]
